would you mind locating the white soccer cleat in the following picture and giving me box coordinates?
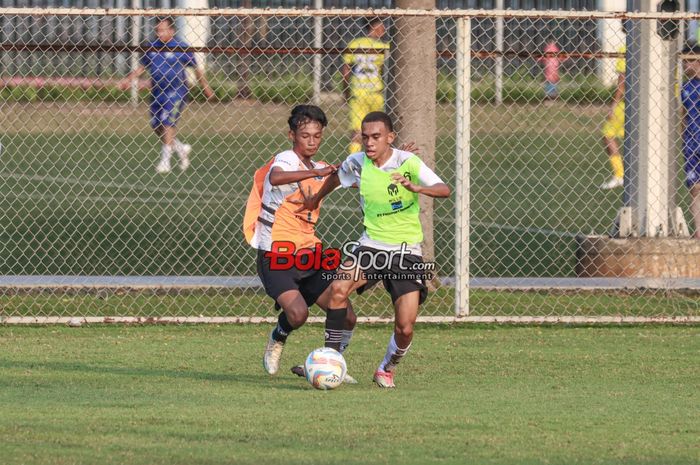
[178,144,192,171]
[155,159,171,174]
[343,372,358,384]
[263,332,285,375]
[600,176,623,190]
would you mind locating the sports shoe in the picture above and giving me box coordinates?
[155,159,171,174]
[373,369,395,388]
[263,332,285,375]
[291,364,358,384]
[178,144,192,171]
[600,176,623,190]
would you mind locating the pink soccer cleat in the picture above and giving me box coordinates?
[373,369,395,388]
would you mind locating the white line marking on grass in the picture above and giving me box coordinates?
[0,172,232,199]
[3,171,581,238]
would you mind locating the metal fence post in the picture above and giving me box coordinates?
[455,16,471,317]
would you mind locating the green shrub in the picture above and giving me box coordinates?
[0,73,615,106]
[502,83,545,103]
[213,83,238,102]
[559,85,614,104]
[437,73,456,103]
[4,85,39,102]
[252,76,313,104]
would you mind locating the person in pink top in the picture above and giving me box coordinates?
[538,40,565,100]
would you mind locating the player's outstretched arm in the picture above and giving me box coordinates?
[293,171,341,213]
[194,67,215,100]
[119,65,146,91]
[391,173,450,199]
[269,165,337,186]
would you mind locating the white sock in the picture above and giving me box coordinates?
[378,334,411,373]
[160,144,173,163]
[339,329,354,354]
[173,138,186,156]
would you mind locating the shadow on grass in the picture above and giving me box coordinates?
[0,358,309,391]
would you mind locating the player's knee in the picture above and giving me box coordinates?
[394,323,413,340]
[286,307,309,328]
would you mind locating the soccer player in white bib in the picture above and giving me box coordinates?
[295,111,451,388]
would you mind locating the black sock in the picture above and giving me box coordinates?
[271,312,294,343]
[324,308,347,351]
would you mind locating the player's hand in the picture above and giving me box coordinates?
[290,185,320,213]
[391,173,421,194]
[204,87,216,101]
[398,141,420,154]
[312,164,338,178]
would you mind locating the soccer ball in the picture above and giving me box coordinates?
[304,347,347,390]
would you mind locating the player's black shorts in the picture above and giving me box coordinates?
[256,249,333,307]
[352,246,430,305]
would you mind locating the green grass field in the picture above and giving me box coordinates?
[1,287,699,319]
[1,324,698,465]
[3,99,687,279]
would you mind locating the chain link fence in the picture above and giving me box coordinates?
[0,8,698,323]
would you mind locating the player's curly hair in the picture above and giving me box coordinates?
[288,105,328,131]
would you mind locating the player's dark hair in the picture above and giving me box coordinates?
[157,16,176,29]
[362,111,394,132]
[288,105,328,131]
[367,17,384,31]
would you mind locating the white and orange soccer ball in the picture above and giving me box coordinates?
[304,347,347,390]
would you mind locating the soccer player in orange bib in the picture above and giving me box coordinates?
[243,105,358,383]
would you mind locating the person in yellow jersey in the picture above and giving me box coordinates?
[600,21,627,189]
[342,18,390,154]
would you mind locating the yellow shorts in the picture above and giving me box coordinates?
[602,101,625,139]
[349,92,385,131]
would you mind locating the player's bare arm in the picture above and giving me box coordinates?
[194,67,215,100]
[293,171,340,213]
[119,65,145,90]
[390,173,450,198]
[608,72,625,118]
[268,164,337,186]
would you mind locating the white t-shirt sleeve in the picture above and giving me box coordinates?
[417,161,445,186]
[337,153,364,188]
[270,151,299,172]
